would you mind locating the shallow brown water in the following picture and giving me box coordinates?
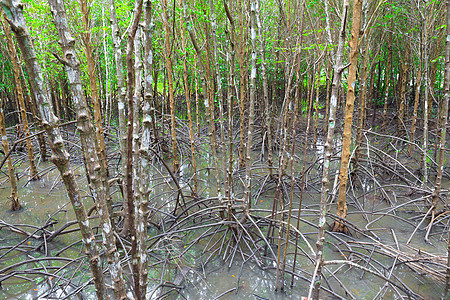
[0,152,447,299]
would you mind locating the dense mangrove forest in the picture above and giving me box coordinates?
[0,0,449,298]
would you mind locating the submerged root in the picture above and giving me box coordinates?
[10,196,21,211]
[329,221,350,235]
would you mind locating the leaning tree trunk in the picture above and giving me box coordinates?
[47,0,129,297]
[79,0,108,177]
[309,0,349,298]
[3,15,39,181]
[0,1,108,298]
[333,0,362,234]
[19,70,47,162]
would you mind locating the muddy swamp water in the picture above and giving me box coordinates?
[0,114,448,300]
[1,0,450,299]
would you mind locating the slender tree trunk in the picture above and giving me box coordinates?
[255,0,273,176]
[136,1,153,296]
[210,0,227,208]
[0,1,108,298]
[24,76,48,161]
[324,63,331,134]
[224,0,236,205]
[125,0,144,298]
[244,0,257,211]
[281,2,305,289]
[3,15,39,180]
[80,0,108,177]
[203,19,222,214]
[371,62,382,126]
[398,51,409,135]
[109,0,130,237]
[180,2,197,194]
[432,2,448,218]
[59,75,68,119]
[313,64,321,146]
[422,27,429,188]
[333,0,362,234]
[0,97,20,210]
[443,2,450,298]
[52,80,61,120]
[237,0,247,169]
[101,2,111,128]
[409,51,423,155]
[272,0,298,285]
[195,64,200,140]
[352,40,370,170]
[367,61,376,123]
[133,25,143,222]
[162,0,179,173]
[182,0,222,217]
[381,35,392,130]
[310,0,349,298]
